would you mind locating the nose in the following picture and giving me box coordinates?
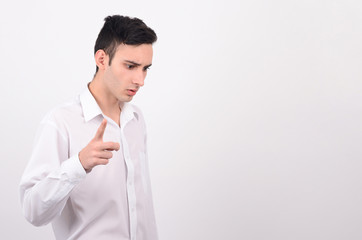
[133,70,146,87]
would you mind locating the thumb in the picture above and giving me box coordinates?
[94,118,107,141]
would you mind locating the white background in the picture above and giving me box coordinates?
[1,0,362,239]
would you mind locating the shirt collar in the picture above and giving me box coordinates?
[79,84,138,124]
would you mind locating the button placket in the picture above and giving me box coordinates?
[121,129,138,240]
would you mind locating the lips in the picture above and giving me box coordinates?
[127,89,137,96]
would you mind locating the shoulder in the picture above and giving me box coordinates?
[40,96,82,128]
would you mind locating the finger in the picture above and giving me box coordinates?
[96,151,113,159]
[95,158,110,166]
[94,118,107,141]
[101,142,120,151]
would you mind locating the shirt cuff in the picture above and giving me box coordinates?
[60,154,87,184]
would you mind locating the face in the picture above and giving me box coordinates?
[101,43,153,103]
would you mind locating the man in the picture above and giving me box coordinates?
[19,15,158,240]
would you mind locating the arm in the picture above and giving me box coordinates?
[19,118,120,226]
[19,121,86,226]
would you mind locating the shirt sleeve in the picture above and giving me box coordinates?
[19,121,86,226]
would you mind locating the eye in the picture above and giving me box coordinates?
[126,64,135,70]
[143,66,151,72]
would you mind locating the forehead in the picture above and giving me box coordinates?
[114,44,153,64]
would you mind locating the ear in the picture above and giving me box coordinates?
[94,50,108,71]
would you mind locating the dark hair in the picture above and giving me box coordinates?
[94,15,157,72]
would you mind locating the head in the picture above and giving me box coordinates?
[92,15,157,103]
[94,15,157,73]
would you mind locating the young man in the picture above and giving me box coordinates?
[19,15,158,240]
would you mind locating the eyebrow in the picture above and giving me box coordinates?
[125,60,152,68]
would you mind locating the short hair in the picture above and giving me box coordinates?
[94,15,157,73]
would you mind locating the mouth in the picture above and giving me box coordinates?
[127,89,137,96]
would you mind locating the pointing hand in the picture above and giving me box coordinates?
[79,119,120,173]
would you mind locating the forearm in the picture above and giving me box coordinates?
[20,155,86,226]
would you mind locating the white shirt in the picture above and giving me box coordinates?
[19,86,158,240]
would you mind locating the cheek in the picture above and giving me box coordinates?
[107,69,123,83]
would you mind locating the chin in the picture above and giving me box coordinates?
[120,96,134,103]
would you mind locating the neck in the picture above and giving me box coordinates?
[89,74,121,126]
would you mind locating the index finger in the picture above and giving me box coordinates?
[101,141,120,151]
[94,118,107,141]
